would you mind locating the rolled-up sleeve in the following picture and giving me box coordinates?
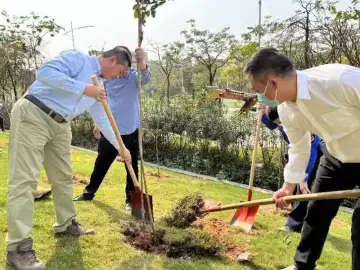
[88,102,119,150]
[278,106,311,183]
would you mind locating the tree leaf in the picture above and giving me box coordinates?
[133,3,140,10]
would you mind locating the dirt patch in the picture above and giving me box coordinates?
[192,218,248,260]
[226,244,248,260]
[122,222,222,259]
[73,175,88,185]
[0,142,8,147]
[125,194,246,261]
[123,223,166,252]
[145,172,170,179]
[192,218,229,240]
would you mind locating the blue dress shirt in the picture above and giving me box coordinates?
[27,50,119,149]
[104,67,151,135]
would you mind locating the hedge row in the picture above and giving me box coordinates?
[71,92,355,208]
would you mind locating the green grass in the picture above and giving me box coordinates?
[0,132,353,269]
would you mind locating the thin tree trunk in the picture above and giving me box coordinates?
[304,11,311,68]
[166,75,170,104]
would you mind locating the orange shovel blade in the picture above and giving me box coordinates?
[230,205,260,232]
[230,190,259,231]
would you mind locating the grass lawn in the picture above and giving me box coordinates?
[0,132,353,270]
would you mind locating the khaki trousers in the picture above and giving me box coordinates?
[6,98,77,251]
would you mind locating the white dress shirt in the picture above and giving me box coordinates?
[278,64,360,183]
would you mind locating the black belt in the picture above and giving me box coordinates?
[24,95,66,123]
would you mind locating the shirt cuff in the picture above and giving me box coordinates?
[284,169,307,184]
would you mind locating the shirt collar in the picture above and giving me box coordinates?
[296,70,310,100]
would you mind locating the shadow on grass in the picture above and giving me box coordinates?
[327,234,352,253]
[46,236,85,270]
[93,200,130,224]
[117,253,154,270]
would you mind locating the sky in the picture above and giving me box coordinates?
[0,0,354,60]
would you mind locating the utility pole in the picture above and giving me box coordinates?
[258,0,262,47]
[63,22,95,50]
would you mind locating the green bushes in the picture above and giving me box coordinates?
[72,91,284,190]
[141,92,283,190]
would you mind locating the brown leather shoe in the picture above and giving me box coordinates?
[6,238,46,270]
[55,219,96,236]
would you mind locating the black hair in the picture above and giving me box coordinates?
[244,48,295,82]
[102,46,132,68]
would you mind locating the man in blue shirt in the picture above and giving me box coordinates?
[73,46,151,212]
[6,47,132,270]
[261,105,323,233]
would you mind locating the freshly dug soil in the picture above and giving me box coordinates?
[122,222,222,259]
[163,193,206,228]
[192,218,248,260]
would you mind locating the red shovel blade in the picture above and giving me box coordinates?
[230,206,260,232]
[230,190,259,231]
[130,191,154,222]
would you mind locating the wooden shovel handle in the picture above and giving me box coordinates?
[201,189,360,213]
[91,75,140,190]
[248,108,264,192]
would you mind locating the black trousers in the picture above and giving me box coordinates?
[285,146,323,232]
[294,144,360,270]
[83,129,139,203]
[0,118,4,131]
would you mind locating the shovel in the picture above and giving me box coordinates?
[201,189,360,214]
[91,75,153,221]
[230,107,264,231]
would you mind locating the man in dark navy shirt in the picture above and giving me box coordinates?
[261,105,323,233]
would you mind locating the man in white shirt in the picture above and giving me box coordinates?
[244,48,360,270]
